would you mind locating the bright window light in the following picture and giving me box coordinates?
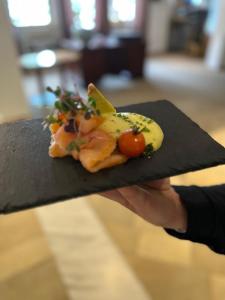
[191,0,203,6]
[37,50,56,67]
[71,0,96,31]
[109,0,136,24]
[7,0,51,27]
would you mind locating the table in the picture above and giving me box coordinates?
[20,49,81,104]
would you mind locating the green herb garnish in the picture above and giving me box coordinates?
[117,113,134,126]
[66,141,77,152]
[88,96,97,108]
[66,139,86,152]
[42,114,62,129]
[131,124,141,134]
[46,114,58,124]
[44,86,102,132]
[47,86,62,97]
[131,124,150,134]
[143,143,154,158]
[141,126,150,133]
[54,100,69,112]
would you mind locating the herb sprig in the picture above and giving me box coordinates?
[131,124,150,134]
[66,139,86,152]
[43,85,101,128]
[143,143,154,158]
[116,113,151,134]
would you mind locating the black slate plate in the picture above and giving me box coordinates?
[1,100,225,214]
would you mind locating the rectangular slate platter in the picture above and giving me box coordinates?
[1,100,225,214]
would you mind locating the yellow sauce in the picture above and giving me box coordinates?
[99,112,164,151]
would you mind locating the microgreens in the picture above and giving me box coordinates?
[88,96,97,108]
[44,85,101,129]
[66,139,86,152]
[143,143,154,158]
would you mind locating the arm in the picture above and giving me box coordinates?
[167,184,225,254]
[101,180,225,254]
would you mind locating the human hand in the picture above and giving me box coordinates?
[101,178,187,232]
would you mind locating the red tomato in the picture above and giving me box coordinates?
[118,130,145,158]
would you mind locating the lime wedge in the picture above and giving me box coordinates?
[88,83,116,114]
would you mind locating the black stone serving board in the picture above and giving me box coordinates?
[1,100,225,214]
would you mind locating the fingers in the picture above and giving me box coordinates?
[118,185,149,211]
[100,178,170,202]
[101,185,152,212]
[100,178,171,215]
[100,189,124,203]
[100,189,135,211]
[99,179,176,227]
[140,178,171,191]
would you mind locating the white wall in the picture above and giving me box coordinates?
[146,0,176,54]
[0,0,29,121]
[205,0,225,70]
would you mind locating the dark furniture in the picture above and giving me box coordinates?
[169,8,208,55]
[63,34,145,85]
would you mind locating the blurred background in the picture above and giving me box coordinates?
[0,0,225,299]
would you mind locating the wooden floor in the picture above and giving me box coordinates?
[37,199,151,300]
[0,211,69,300]
[1,54,225,299]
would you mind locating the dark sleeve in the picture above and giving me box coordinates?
[165,184,225,254]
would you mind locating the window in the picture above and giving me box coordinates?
[108,0,136,27]
[7,0,51,27]
[70,0,96,31]
[191,0,203,6]
[190,0,208,7]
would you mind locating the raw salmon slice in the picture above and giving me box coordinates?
[79,130,116,172]
[85,153,128,173]
[54,125,77,150]
[78,115,104,134]
[49,142,68,158]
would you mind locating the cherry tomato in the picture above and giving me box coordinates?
[118,129,145,158]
